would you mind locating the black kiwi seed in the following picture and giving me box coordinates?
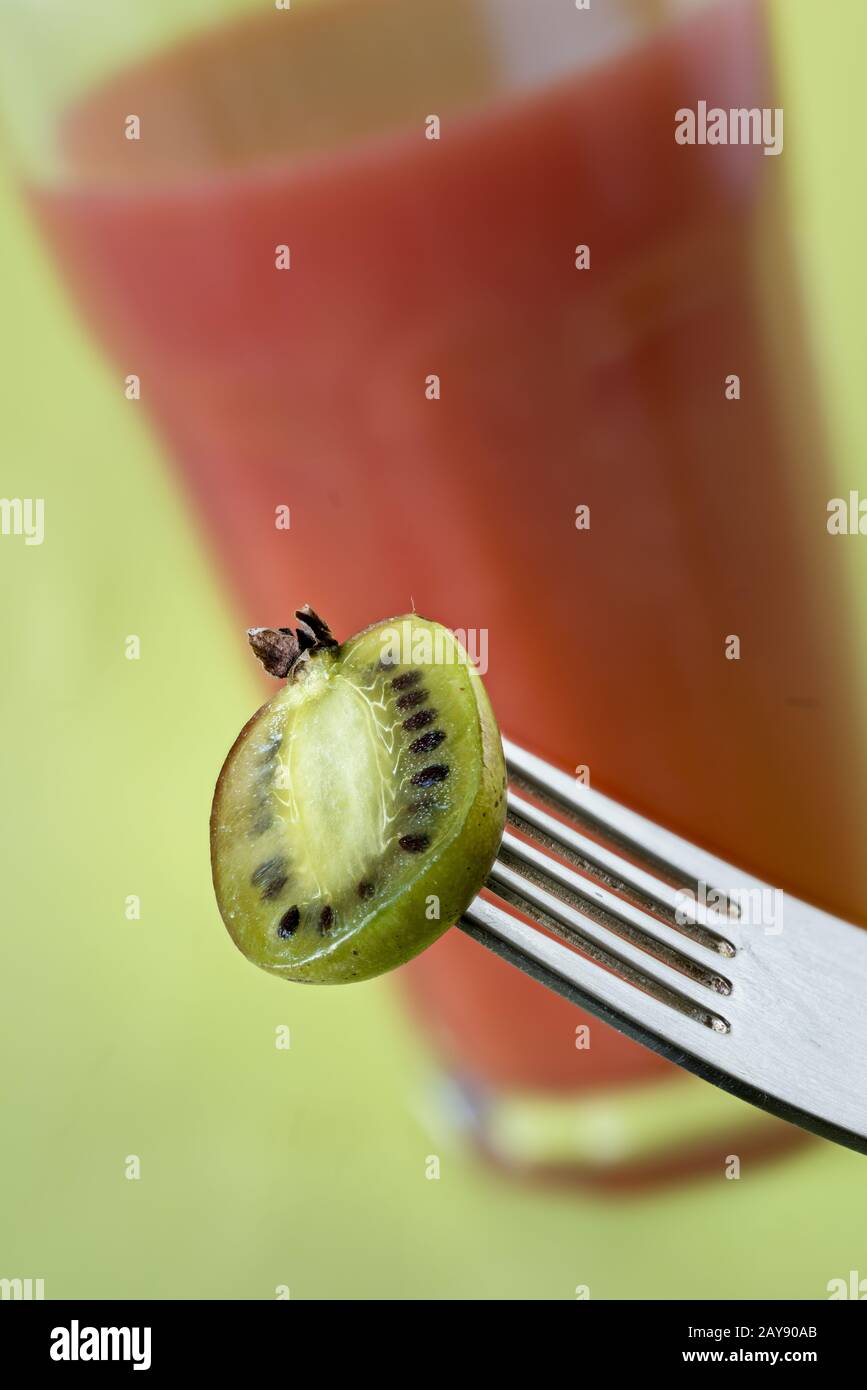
[357,881,376,899]
[277,906,300,938]
[411,765,450,788]
[399,833,431,853]
[319,905,334,932]
[409,729,446,755]
[396,688,428,711]
[249,807,273,837]
[391,670,422,692]
[251,856,289,900]
[402,707,437,731]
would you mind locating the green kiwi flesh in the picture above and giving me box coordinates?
[210,614,506,983]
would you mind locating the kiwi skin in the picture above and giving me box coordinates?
[210,614,507,985]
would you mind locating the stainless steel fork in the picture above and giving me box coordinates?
[459,738,867,1155]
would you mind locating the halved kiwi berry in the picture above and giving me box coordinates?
[210,606,506,984]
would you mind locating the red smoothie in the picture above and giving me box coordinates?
[29,0,867,1174]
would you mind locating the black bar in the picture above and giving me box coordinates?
[2,1299,862,1372]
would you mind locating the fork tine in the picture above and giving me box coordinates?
[461,894,729,1035]
[457,738,867,1158]
[504,737,740,920]
[507,790,737,955]
[497,829,734,992]
[485,856,732,1029]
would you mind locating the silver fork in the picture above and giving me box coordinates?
[459,738,867,1156]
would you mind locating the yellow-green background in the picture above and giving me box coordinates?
[1,0,866,1299]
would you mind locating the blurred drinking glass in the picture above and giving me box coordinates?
[3,0,862,1184]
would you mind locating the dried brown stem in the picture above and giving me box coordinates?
[247,606,338,680]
